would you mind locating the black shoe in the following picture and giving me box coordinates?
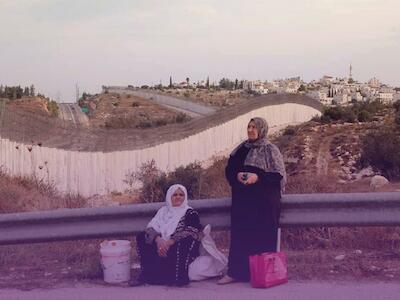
[128,278,145,287]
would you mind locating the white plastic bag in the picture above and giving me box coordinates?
[189,224,228,281]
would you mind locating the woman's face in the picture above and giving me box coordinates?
[171,187,185,207]
[247,121,259,141]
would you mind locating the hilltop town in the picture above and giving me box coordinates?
[126,68,400,107]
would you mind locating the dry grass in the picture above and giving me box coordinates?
[1,137,400,286]
[0,168,86,213]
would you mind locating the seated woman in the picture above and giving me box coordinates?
[131,184,202,286]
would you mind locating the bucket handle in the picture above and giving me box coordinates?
[101,258,130,270]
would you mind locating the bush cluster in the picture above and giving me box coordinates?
[360,126,400,180]
[125,160,204,203]
[46,100,59,117]
[317,100,386,124]
[393,100,400,126]
[0,85,35,99]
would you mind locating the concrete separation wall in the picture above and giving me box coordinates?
[0,102,320,196]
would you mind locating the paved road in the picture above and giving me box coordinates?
[58,103,89,127]
[1,280,399,300]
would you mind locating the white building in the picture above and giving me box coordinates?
[368,77,380,88]
[351,91,363,102]
[333,93,352,105]
[320,75,335,86]
[307,90,331,105]
[378,90,394,103]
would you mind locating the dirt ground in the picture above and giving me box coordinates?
[159,88,252,108]
[1,239,399,291]
[80,93,190,129]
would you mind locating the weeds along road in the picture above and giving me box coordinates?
[1,281,400,300]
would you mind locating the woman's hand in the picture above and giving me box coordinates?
[237,172,247,184]
[156,237,174,257]
[245,173,258,185]
[237,172,258,185]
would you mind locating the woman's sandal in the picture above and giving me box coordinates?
[217,275,236,285]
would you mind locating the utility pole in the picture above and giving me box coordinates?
[56,91,61,103]
[349,64,353,79]
[75,84,80,102]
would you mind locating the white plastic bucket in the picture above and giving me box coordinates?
[100,240,131,283]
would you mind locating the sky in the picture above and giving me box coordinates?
[0,0,399,102]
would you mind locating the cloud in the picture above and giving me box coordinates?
[1,0,400,101]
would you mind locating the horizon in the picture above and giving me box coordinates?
[1,0,399,102]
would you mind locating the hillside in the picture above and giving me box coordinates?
[156,88,252,108]
[1,114,400,288]
[0,94,321,151]
[79,93,191,129]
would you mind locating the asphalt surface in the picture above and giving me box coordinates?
[1,280,400,300]
[58,103,89,127]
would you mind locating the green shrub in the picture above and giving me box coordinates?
[126,161,205,202]
[136,120,152,129]
[395,111,400,127]
[155,118,168,126]
[322,106,345,122]
[283,126,297,136]
[47,100,59,117]
[361,126,400,179]
[167,162,203,199]
[317,101,386,124]
[175,113,190,123]
[393,100,400,112]
[357,110,372,122]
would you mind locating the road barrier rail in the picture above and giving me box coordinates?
[1,192,400,245]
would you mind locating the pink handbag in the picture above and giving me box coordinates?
[249,252,288,288]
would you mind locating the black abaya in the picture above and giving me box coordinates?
[136,209,201,286]
[225,144,283,281]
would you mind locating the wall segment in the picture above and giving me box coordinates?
[0,102,321,196]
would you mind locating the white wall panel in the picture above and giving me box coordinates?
[0,103,320,196]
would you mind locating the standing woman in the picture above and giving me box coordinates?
[132,184,202,286]
[218,117,286,284]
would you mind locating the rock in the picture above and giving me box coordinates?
[348,159,356,166]
[337,179,346,184]
[342,166,350,173]
[353,166,375,181]
[334,254,346,261]
[370,175,389,189]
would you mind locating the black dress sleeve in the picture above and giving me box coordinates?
[225,155,238,186]
[144,227,161,244]
[170,209,203,242]
[225,144,251,187]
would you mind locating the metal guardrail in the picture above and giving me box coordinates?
[1,192,400,246]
